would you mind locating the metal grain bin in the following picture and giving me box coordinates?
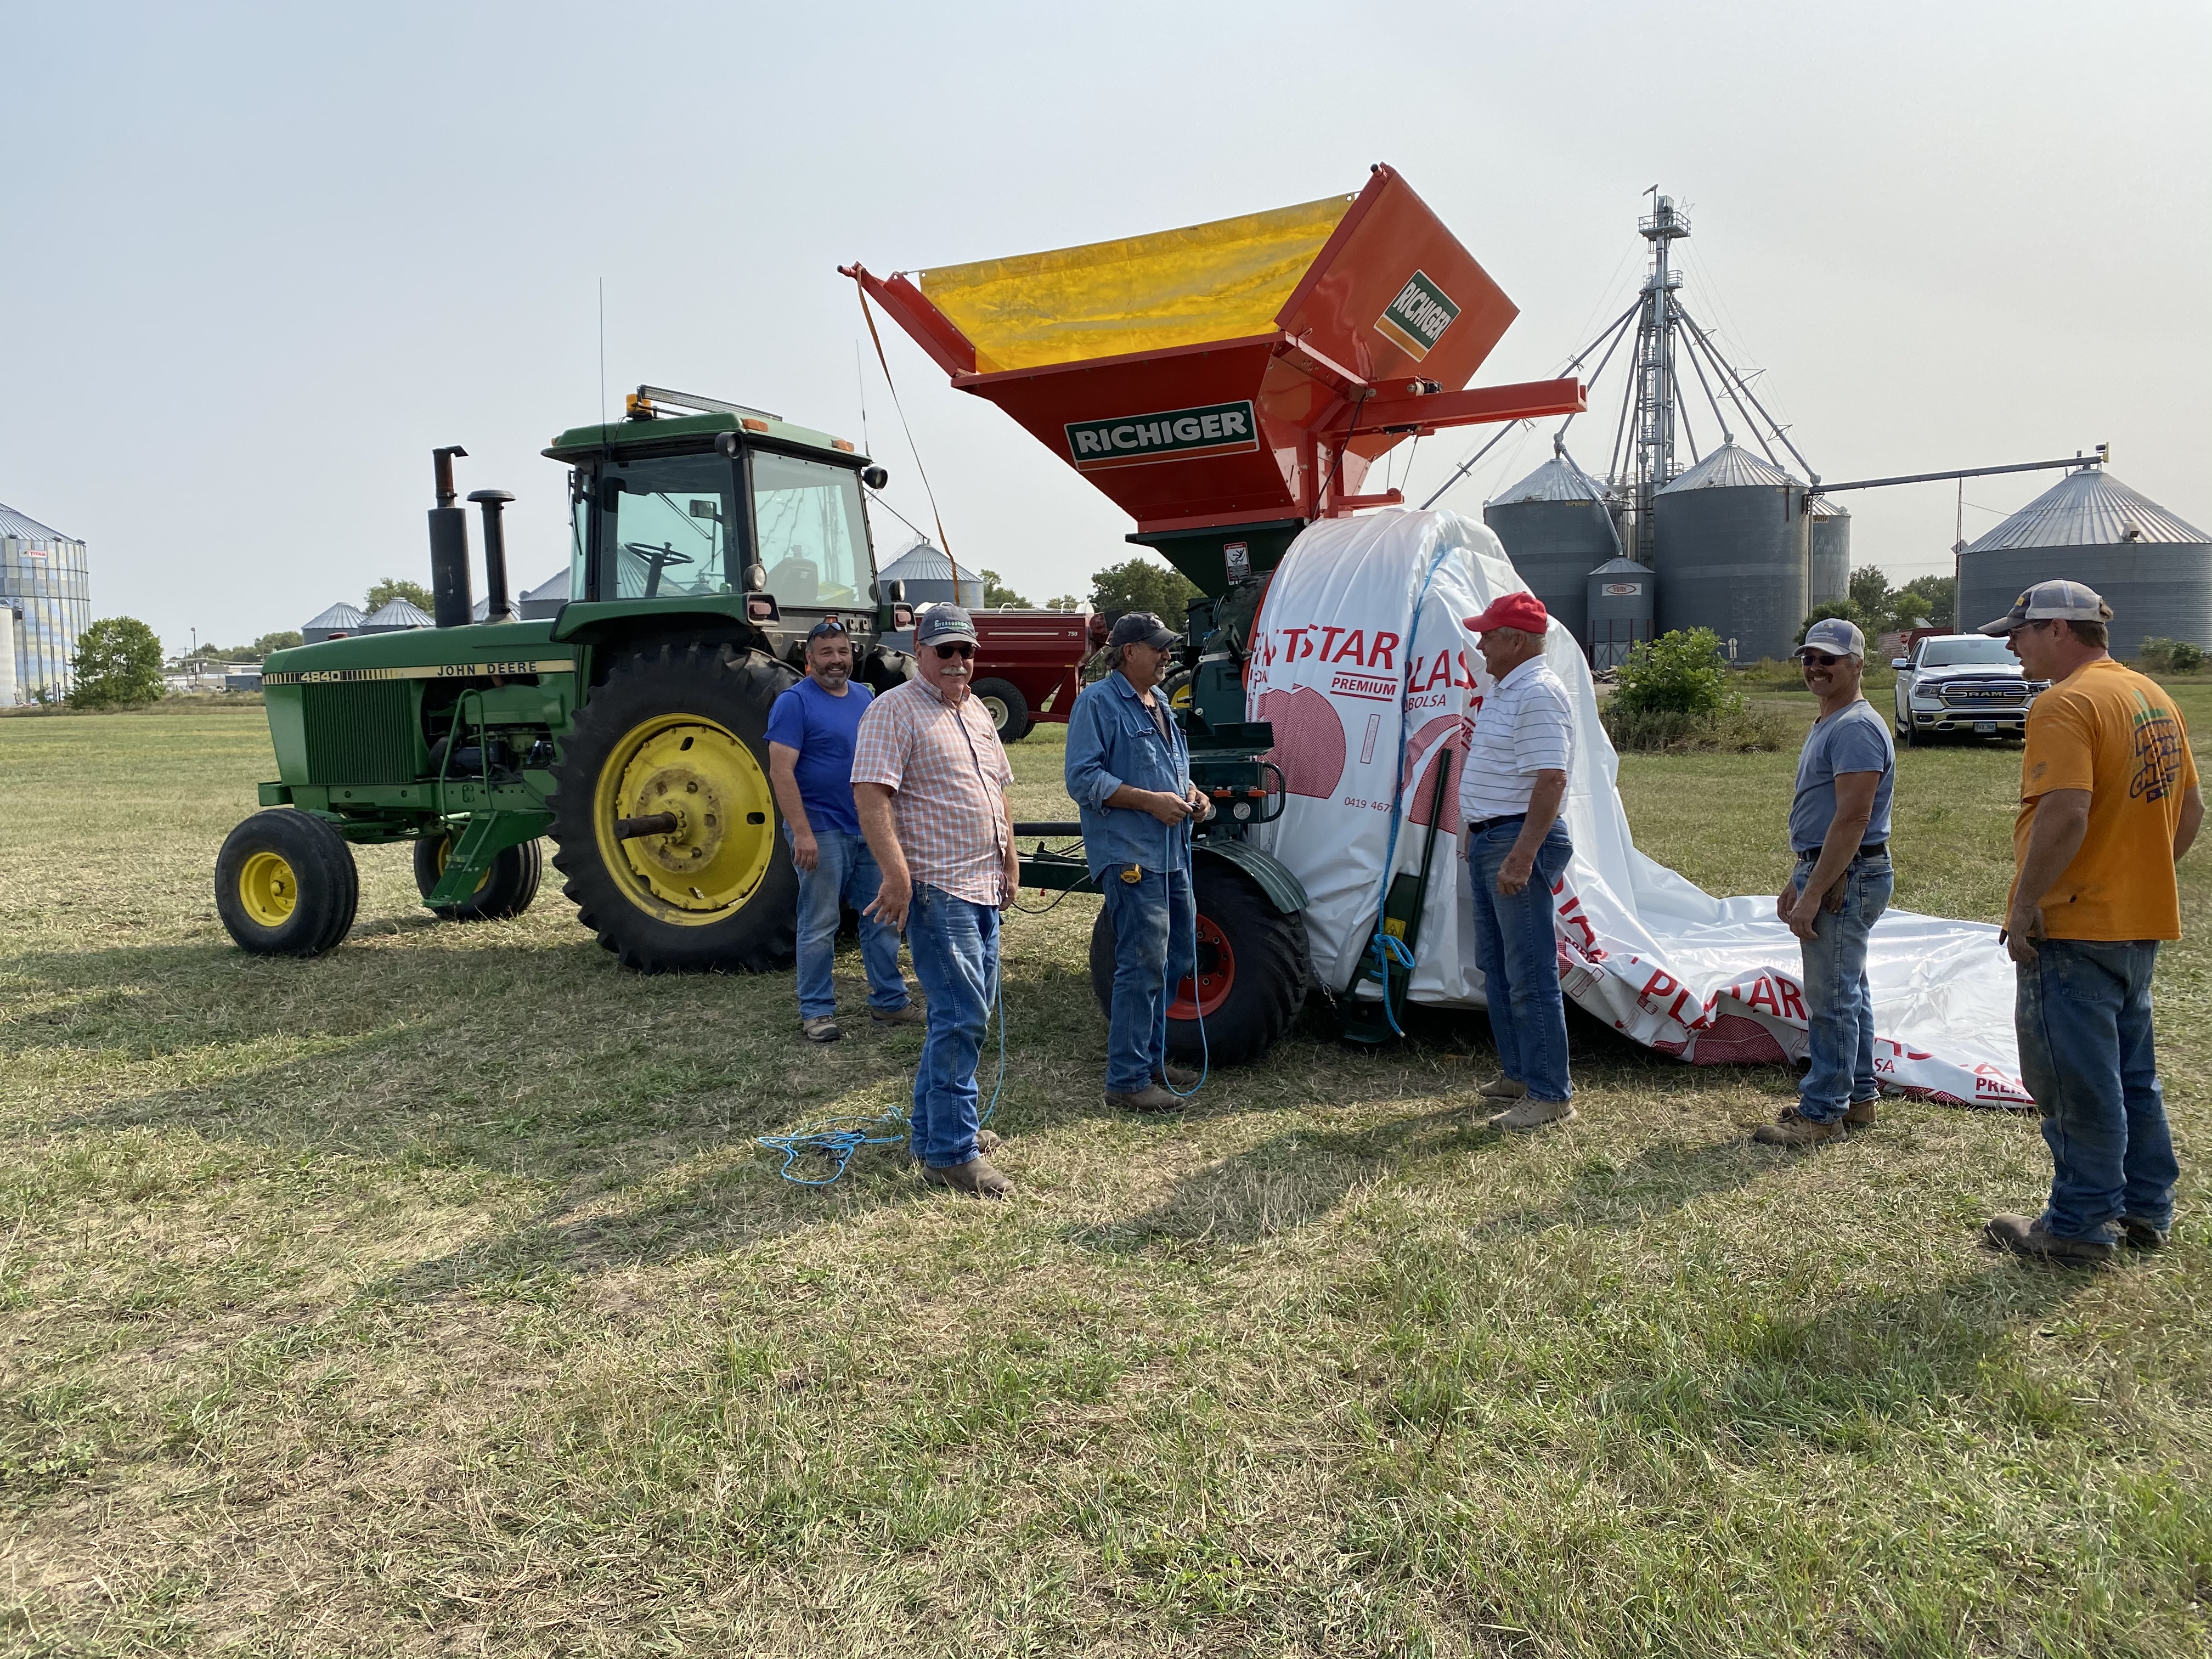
[1652,443,1809,662]
[0,502,91,704]
[1958,466,2211,657]
[876,540,984,610]
[303,601,366,643]
[1485,449,1617,646]
[1584,556,1656,669]
[1808,495,1850,607]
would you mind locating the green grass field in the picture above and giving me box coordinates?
[2,691,2208,1657]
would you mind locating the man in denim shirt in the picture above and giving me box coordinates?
[1064,612,1214,1113]
[1757,616,1895,1149]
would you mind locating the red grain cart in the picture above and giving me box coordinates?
[967,609,1099,741]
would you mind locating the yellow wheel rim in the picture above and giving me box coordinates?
[591,713,776,926]
[238,850,298,927]
[1169,677,1193,712]
[432,836,492,896]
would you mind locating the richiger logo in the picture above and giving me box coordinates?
[1374,270,1460,360]
[1064,402,1260,471]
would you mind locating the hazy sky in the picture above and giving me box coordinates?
[7,2,2208,651]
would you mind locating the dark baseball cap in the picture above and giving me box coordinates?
[913,605,978,646]
[1107,611,1177,650]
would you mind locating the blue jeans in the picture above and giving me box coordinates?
[1098,865,1197,1094]
[905,882,1000,1168]
[788,827,909,1020]
[1467,819,1574,1102]
[2016,938,2176,1243]
[1792,851,1893,1121]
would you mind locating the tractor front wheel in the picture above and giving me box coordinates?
[1088,856,1309,1068]
[215,809,360,957]
[413,833,544,922]
[549,644,799,973]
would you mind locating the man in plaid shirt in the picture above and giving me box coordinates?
[853,606,1022,1198]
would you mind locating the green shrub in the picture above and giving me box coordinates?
[68,617,167,709]
[1602,702,1798,754]
[1612,628,1736,718]
[2138,637,2205,674]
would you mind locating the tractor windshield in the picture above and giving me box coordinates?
[593,453,740,601]
[751,450,867,607]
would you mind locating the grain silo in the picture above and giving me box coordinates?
[1484,447,1618,647]
[1,503,92,705]
[1652,443,1809,662]
[1808,495,1850,607]
[303,601,366,642]
[876,541,984,609]
[361,597,433,632]
[1958,466,2211,657]
[1584,557,1657,668]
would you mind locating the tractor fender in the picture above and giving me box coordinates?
[1193,838,1307,916]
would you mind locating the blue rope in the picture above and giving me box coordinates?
[759,951,1008,1186]
[1353,543,1458,1011]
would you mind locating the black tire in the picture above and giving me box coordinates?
[413,832,544,921]
[1088,855,1310,1068]
[974,678,1030,742]
[1901,718,1920,748]
[548,643,800,973]
[215,809,359,958]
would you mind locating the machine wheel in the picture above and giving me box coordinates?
[215,809,359,957]
[1163,669,1194,715]
[1088,856,1309,1068]
[974,678,1030,743]
[413,833,544,922]
[1901,718,1920,748]
[548,643,800,973]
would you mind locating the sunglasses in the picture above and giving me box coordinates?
[1800,652,1842,668]
[931,642,976,660]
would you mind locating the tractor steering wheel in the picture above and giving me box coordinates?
[623,541,697,600]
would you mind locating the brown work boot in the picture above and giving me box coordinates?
[1477,1072,1527,1101]
[1984,1213,2116,1269]
[1753,1107,1848,1149]
[2118,1216,2170,1251]
[1487,1097,1577,1132]
[921,1156,1013,1199]
[800,1015,842,1043]
[1154,1062,1201,1088]
[870,1002,926,1028]
[1106,1084,1184,1114]
[1844,1096,1880,1128]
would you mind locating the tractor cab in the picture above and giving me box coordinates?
[545,386,907,676]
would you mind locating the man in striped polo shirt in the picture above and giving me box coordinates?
[1459,591,1579,1130]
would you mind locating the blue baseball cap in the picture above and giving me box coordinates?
[913,604,978,646]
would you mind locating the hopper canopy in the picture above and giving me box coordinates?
[844,166,1582,536]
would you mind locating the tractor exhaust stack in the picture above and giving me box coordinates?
[427,445,472,628]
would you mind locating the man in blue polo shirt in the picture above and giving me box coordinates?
[767,619,919,1042]
[1064,612,1214,1113]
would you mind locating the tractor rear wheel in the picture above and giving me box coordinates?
[215,809,359,957]
[549,643,800,973]
[1088,856,1308,1068]
[974,678,1030,743]
[413,833,544,922]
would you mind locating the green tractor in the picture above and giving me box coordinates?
[216,387,915,972]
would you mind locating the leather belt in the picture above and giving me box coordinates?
[1466,812,1527,836]
[1794,841,1887,861]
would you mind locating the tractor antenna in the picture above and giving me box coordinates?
[597,277,608,435]
[856,339,871,457]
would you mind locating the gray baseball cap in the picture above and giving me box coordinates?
[1797,616,1865,659]
[913,604,978,647]
[1977,578,2114,636]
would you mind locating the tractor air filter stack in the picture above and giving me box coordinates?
[469,489,517,623]
[427,445,472,628]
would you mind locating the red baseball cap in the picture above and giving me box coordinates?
[1462,591,1549,635]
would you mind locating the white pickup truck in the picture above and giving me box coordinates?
[1891,633,2049,747]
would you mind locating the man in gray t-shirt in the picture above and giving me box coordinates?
[1758,617,1897,1148]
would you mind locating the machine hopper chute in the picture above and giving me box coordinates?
[843,165,1585,581]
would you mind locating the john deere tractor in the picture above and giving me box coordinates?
[216,387,914,972]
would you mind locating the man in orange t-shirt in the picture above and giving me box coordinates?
[1980,580,2202,1268]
